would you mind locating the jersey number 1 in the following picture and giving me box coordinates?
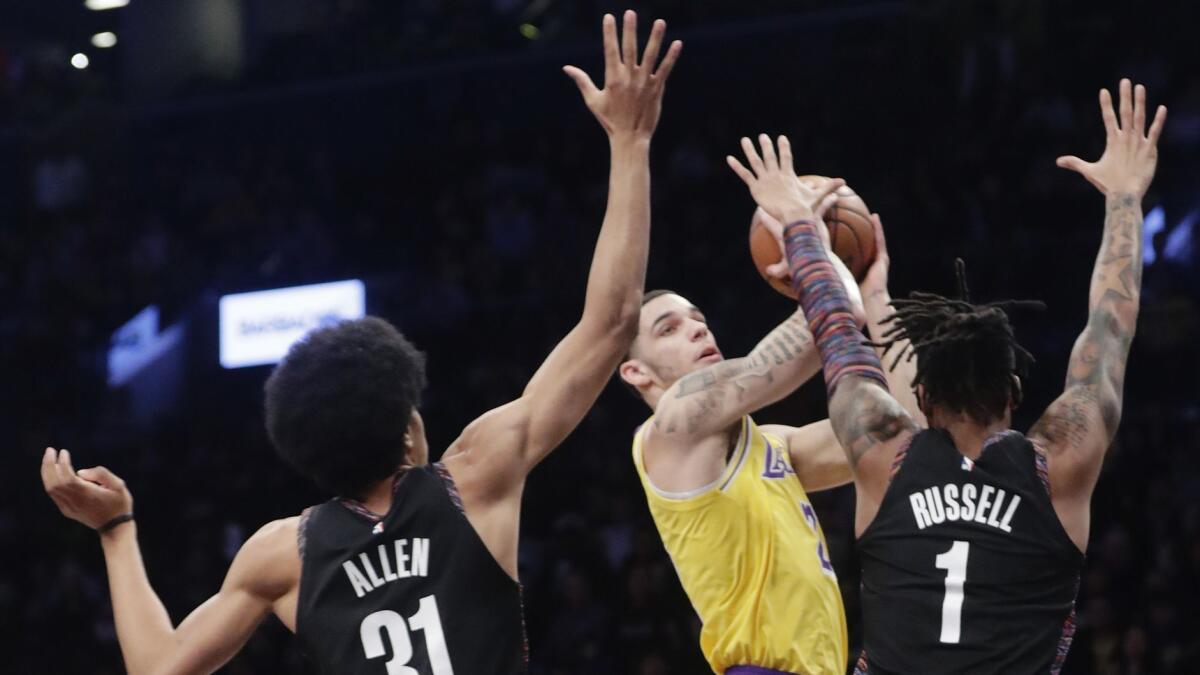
[360,595,454,674]
[934,540,969,644]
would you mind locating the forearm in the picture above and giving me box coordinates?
[865,286,924,425]
[100,524,177,674]
[655,311,816,436]
[581,135,652,330]
[784,218,888,398]
[1087,192,1143,328]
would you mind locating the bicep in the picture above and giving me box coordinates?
[158,522,293,675]
[1028,381,1119,504]
[158,589,271,675]
[763,421,853,492]
[1029,324,1126,502]
[447,319,633,497]
[521,320,632,459]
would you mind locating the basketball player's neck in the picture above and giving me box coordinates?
[358,473,402,517]
[930,409,1010,460]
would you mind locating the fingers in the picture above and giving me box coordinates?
[1099,88,1118,137]
[813,191,840,220]
[562,66,599,98]
[40,447,58,491]
[1118,78,1133,133]
[766,261,791,279]
[1055,155,1089,174]
[652,40,682,82]
[640,19,665,73]
[777,136,793,174]
[726,155,755,186]
[812,176,846,204]
[601,14,619,84]
[758,134,778,172]
[740,137,765,176]
[621,10,637,71]
[870,212,889,258]
[78,466,125,490]
[1147,104,1167,146]
[1133,83,1146,135]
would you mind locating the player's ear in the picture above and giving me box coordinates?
[915,384,931,418]
[1009,375,1023,410]
[405,409,429,465]
[619,359,653,389]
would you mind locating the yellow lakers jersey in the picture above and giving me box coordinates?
[632,415,848,674]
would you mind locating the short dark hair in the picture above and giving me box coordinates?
[872,260,1044,425]
[621,289,682,400]
[264,317,427,498]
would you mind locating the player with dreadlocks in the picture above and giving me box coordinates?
[727,78,1165,673]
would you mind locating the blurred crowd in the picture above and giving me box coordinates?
[2,1,1198,672]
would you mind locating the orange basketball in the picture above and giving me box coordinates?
[748,175,876,299]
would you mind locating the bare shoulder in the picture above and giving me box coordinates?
[228,517,302,599]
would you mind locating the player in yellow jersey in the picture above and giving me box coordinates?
[619,180,922,674]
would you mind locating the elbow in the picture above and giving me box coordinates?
[588,296,641,344]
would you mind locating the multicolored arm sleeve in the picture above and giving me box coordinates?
[784,219,889,397]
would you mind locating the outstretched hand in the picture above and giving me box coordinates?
[1056,78,1166,199]
[728,134,843,223]
[41,447,133,532]
[563,11,682,142]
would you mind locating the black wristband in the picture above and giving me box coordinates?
[97,513,134,533]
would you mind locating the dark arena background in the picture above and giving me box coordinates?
[3,1,1199,673]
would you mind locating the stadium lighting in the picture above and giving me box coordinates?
[71,53,90,70]
[85,0,130,10]
[92,32,118,48]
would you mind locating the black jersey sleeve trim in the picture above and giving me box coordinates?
[297,507,313,559]
[432,462,466,514]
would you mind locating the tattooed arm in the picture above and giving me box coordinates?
[652,309,819,440]
[1029,79,1165,551]
[728,134,918,534]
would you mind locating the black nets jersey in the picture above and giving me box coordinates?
[855,429,1084,675]
[296,463,527,675]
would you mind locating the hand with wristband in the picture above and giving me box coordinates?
[40,447,134,535]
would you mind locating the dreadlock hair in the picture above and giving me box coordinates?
[871,259,1045,425]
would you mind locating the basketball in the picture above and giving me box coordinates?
[749,176,876,299]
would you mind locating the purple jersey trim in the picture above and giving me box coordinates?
[432,462,465,514]
[432,461,531,669]
[888,433,916,482]
[852,650,869,675]
[1051,607,1078,675]
[1030,439,1052,496]
[726,667,802,675]
[337,471,408,522]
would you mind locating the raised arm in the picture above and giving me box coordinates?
[860,212,926,426]
[445,12,682,489]
[1029,79,1165,549]
[40,449,295,675]
[728,135,918,533]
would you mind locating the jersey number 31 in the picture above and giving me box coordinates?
[360,595,454,674]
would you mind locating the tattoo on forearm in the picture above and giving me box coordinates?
[655,315,812,434]
[1032,193,1141,449]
